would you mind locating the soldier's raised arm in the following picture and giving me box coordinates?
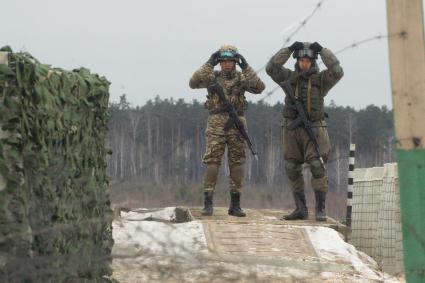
[189,51,220,89]
[312,43,344,95]
[265,42,304,83]
[236,53,265,94]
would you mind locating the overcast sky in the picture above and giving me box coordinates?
[2,0,424,109]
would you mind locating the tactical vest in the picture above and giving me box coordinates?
[204,71,247,115]
[283,72,325,121]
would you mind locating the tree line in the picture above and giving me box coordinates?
[107,95,395,194]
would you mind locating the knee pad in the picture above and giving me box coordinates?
[310,159,325,179]
[203,163,220,191]
[230,165,244,187]
[285,160,302,181]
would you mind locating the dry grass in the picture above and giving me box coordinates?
[108,181,348,222]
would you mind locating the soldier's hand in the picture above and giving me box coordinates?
[207,51,221,66]
[288,41,304,52]
[235,53,248,69]
[310,42,323,53]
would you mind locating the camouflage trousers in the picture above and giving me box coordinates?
[203,114,246,193]
[282,119,331,193]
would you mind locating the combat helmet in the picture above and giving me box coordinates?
[218,45,238,61]
[293,42,318,60]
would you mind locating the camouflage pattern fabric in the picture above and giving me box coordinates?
[190,51,265,193]
[219,44,238,53]
[266,46,343,193]
[203,114,247,166]
[266,47,344,121]
[282,120,331,162]
[189,63,265,114]
[202,114,247,193]
[0,46,113,282]
[283,120,330,193]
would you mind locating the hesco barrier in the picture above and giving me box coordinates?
[350,163,404,276]
[0,46,114,282]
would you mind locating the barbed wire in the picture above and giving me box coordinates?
[257,85,281,103]
[255,0,327,74]
[334,32,406,55]
[257,31,407,103]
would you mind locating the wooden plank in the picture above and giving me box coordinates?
[387,0,425,149]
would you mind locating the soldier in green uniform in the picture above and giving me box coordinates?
[266,41,343,221]
[189,45,265,217]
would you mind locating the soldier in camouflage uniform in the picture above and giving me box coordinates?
[266,41,343,221]
[189,45,265,217]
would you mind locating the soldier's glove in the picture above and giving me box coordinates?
[310,42,323,53]
[288,41,304,52]
[235,53,248,69]
[207,51,221,66]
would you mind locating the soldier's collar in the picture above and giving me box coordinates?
[220,69,237,79]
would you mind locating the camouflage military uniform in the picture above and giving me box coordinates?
[266,42,343,221]
[266,46,343,192]
[189,55,265,194]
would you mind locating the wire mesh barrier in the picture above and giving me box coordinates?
[350,163,403,276]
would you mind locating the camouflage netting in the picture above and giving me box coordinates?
[0,46,114,282]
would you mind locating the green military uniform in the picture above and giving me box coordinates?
[266,42,343,221]
[189,45,265,216]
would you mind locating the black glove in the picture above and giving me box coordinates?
[235,53,248,69]
[207,51,221,66]
[310,42,323,53]
[288,41,304,52]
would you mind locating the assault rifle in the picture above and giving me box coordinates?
[207,82,258,160]
[279,77,325,167]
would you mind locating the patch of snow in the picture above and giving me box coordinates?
[120,206,176,221]
[320,271,336,278]
[112,218,207,258]
[305,226,401,282]
[112,208,404,282]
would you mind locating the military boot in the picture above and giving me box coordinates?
[228,192,246,217]
[282,191,308,220]
[201,191,213,216]
[315,191,327,221]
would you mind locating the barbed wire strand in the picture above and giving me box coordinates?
[257,31,407,102]
[255,0,327,74]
